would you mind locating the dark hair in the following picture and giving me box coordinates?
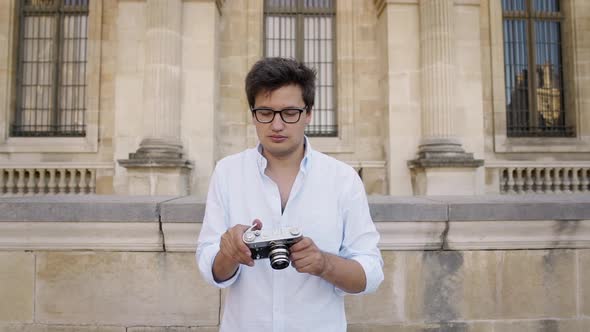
[245,57,316,109]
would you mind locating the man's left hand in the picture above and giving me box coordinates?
[289,237,332,277]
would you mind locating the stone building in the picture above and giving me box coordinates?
[0,0,589,197]
[1,2,590,331]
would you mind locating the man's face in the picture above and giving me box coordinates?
[252,84,311,159]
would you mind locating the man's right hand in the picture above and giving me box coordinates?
[212,219,263,282]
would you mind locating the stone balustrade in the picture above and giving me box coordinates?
[0,195,589,331]
[0,168,97,195]
[491,166,590,194]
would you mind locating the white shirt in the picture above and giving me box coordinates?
[196,140,384,332]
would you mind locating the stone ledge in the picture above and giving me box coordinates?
[447,220,590,250]
[2,195,589,223]
[1,219,589,252]
[162,223,201,252]
[0,195,175,222]
[0,222,162,251]
[1,195,589,251]
[160,196,205,223]
[440,194,590,221]
[161,195,590,223]
[368,196,448,222]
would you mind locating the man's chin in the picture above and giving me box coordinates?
[262,142,294,158]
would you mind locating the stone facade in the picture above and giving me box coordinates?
[0,0,588,196]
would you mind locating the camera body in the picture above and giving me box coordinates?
[242,226,303,270]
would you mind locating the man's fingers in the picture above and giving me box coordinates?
[219,224,256,266]
[289,237,312,252]
[292,256,319,274]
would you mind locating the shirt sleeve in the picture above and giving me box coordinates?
[335,170,384,296]
[196,163,242,288]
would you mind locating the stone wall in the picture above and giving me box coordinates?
[1,195,589,331]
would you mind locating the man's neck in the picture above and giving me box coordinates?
[262,143,305,173]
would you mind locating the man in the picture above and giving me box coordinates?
[196,57,383,332]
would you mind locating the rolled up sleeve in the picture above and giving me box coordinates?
[335,172,384,296]
[196,164,241,288]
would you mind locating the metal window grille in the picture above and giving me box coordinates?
[12,0,89,137]
[502,0,573,137]
[264,0,337,137]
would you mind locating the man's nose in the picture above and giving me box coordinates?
[270,113,285,130]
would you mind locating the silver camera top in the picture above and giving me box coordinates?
[242,225,302,246]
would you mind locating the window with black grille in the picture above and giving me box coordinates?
[502,0,573,137]
[12,0,89,137]
[263,0,337,137]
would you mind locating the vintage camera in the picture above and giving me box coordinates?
[242,225,303,270]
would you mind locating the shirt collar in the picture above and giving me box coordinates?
[255,136,313,174]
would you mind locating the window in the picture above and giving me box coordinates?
[502,0,572,137]
[13,0,89,137]
[263,0,337,137]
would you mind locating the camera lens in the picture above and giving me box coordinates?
[269,242,290,270]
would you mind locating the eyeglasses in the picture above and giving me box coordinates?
[251,107,308,124]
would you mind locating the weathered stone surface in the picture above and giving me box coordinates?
[348,322,493,332]
[368,196,448,222]
[347,325,422,332]
[446,220,590,250]
[498,250,576,319]
[0,324,125,332]
[0,252,34,322]
[36,252,219,326]
[492,319,587,332]
[443,194,590,221]
[346,251,399,324]
[160,196,205,223]
[127,327,218,332]
[422,251,465,322]
[406,251,465,323]
[459,251,498,320]
[0,195,589,225]
[580,250,590,316]
[0,196,169,222]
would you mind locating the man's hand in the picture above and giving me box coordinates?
[289,236,367,294]
[219,224,255,266]
[289,237,332,277]
[213,219,262,282]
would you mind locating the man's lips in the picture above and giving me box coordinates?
[269,135,287,142]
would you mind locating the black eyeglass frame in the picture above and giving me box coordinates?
[250,106,309,124]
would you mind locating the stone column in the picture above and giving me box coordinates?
[408,0,483,195]
[119,0,192,195]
